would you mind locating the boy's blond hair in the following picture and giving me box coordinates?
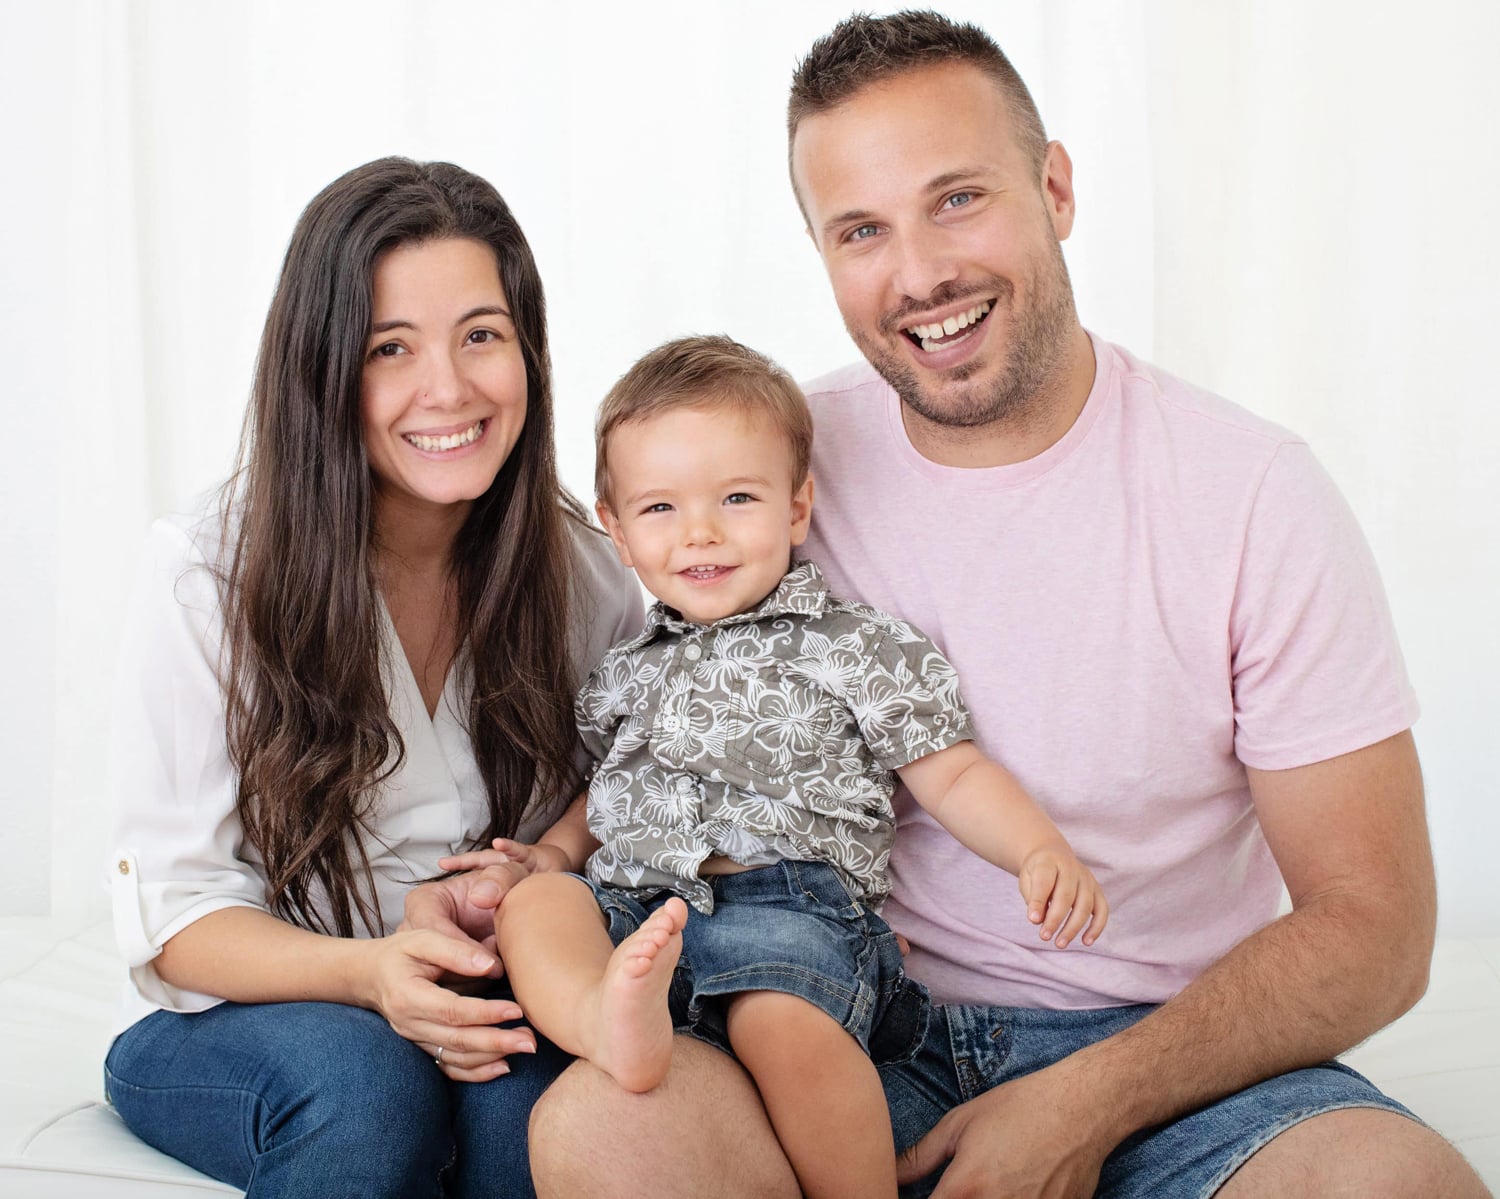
[595,334,814,507]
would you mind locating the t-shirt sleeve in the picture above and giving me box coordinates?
[109,518,269,1013]
[1229,442,1418,770]
[849,617,976,771]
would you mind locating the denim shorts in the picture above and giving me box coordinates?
[880,1001,1421,1199]
[584,860,930,1062]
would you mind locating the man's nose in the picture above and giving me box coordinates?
[890,222,962,306]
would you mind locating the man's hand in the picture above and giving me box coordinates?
[1017,847,1108,949]
[399,861,531,970]
[897,1058,1114,1199]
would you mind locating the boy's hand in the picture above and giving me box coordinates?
[437,837,562,876]
[1018,847,1109,949]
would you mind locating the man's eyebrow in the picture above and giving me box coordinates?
[925,168,989,194]
[368,305,512,336]
[820,208,876,240]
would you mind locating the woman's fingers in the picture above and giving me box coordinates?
[412,1019,538,1061]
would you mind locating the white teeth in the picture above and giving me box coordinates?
[906,301,992,344]
[404,420,484,453]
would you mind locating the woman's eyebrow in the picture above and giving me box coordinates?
[369,306,512,336]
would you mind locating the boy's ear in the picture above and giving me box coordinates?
[789,473,815,547]
[595,499,634,567]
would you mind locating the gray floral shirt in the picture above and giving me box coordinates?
[576,560,974,914]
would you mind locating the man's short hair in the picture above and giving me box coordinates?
[788,10,1048,207]
[595,335,814,507]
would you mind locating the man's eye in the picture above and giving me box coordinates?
[943,192,974,210]
[847,224,880,242]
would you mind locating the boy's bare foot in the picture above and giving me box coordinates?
[582,897,688,1092]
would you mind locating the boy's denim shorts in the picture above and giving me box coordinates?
[584,859,930,1062]
[880,1001,1422,1199]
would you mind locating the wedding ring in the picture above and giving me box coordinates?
[435,1046,446,1068]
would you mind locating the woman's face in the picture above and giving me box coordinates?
[360,237,528,518]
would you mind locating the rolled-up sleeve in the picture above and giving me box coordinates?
[108,515,267,1013]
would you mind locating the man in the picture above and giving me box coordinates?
[428,12,1490,1198]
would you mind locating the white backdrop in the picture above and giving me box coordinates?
[2,1,1496,933]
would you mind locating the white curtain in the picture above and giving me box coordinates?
[4,0,1496,931]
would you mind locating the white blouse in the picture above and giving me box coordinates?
[108,502,641,1032]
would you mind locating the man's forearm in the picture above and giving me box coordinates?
[1064,884,1432,1147]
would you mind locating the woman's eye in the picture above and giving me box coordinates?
[466,328,498,344]
[370,341,405,359]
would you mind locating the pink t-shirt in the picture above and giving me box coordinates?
[802,335,1418,1010]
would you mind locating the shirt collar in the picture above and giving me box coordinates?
[634,558,829,643]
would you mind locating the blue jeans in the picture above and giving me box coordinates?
[881,1002,1420,1199]
[104,998,570,1198]
[587,860,928,1062]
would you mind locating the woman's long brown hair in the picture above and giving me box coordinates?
[220,158,585,937]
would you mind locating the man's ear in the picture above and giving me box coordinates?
[1042,140,1077,241]
[595,499,634,568]
[789,473,815,547]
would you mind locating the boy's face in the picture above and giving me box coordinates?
[596,403,813,626]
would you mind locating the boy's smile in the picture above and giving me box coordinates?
[596,404,814,626]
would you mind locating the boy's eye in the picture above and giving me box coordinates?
[725,492,754,505]
[643,502,673,514]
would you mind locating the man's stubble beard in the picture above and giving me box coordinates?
[851,235,1079,433]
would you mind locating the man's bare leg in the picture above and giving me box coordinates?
[727,990,897,1199]
[1216,1107,1491,1198]
[530,1035,800,1199]
[496,872,688,1093]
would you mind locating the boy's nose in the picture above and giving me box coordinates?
[684,515,722,546]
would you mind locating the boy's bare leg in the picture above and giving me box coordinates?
[726,990,898,1199]
[496,872,688,1093]
[530,1035,801,1199]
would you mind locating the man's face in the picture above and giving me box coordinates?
[792,62,1079,430]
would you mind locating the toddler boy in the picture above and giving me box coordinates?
[448,335,1107,1199]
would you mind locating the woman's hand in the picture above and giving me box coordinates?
[358,927,536,1083]
[1018,847,1109,949]
[400,860,533,963]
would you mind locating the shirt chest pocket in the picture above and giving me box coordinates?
[724,659,836,782]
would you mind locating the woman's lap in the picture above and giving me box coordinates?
[105,1000,566,1199]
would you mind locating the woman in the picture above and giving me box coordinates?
[103,158,640,1197]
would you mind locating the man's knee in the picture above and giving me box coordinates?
[529,1038,801,1199]
[1218,1107,1491,1198]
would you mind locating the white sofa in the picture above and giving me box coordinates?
[3,913,1497,1196]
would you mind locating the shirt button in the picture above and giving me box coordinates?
[682,643,702,662]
